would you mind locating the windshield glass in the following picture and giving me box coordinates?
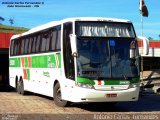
[77,37,139,79]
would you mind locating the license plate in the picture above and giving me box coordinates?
[106,93,117,98]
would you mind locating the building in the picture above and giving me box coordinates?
[138,39,160,70]
[0,24,28,89]
[0,33,14,86]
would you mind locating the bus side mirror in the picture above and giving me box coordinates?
[138,36,149,55]
[70,34,77,57]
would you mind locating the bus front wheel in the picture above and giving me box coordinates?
[54,83,69,107]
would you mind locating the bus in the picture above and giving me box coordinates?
[9,17,144,107]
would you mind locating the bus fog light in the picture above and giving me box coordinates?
[77,83,94,89]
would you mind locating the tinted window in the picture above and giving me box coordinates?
[50,30,57,50]
[28,38,32,54]
[10,40,14,56]
[35,34,41,52]
[50,25,61,51]
[32,36,37,53]
[24,38,29,54]
[11,25,61,56]
[56,27,61,50]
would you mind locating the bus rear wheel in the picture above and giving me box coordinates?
[54,83,69,107]
[16,78,25,95]
[16,80,21,94]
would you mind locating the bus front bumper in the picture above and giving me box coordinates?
[67,87,140,103]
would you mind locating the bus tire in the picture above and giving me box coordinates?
[54,83,69,107]
[16,79,21,94]
[19,79,25,95]
[17,78,25,95]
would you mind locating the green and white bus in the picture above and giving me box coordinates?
[9,17,142,107]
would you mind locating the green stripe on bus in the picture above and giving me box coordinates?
[32,56,48,68]
[9,58,21,67]
[77,77,95,85]
[25,57,28,68]
[77,77,139,85]
[26,69,30,80]
[130,77,139,83]
[48,55,56,68]
[10,54,61,68]
[104,80,128,85]
[31,54,61,68]
[57,54,61,68]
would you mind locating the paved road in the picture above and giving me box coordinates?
[0,91,160,120]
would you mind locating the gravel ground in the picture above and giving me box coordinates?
[0,91,160,120]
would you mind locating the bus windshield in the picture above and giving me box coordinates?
[77,37,139,79]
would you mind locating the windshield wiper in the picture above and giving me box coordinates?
[122,74,128,80]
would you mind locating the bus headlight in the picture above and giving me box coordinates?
[129,83,140,88]
[77,83,94,89]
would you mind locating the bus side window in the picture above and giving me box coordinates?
[24,38,29,54]
[41,31,49,52]
[28,37,33,54]
[50,25,61,51]
[32,36,37,53]
[21,39,25,55]
[17,40,21,55]
[50,29,57,51]
[13,40,18,56]
[35,34,41,53]
[56,26,61,50]
[10,40,14,56]
[13,41,17,55]
[45,31,50,52]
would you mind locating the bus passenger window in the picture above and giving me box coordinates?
[24,38,29,54]
[14,41,17,55]
[41,31,50,52]
[50,30,57,51]
[35,35,41,53]
[18,41,21,55]
[56,28,61,50]
[10,40,14,56]
[21,39,25,55]
[32,36,36,53]
[46,31,50,51]
[28,37,33,54]
[50,25,61,51]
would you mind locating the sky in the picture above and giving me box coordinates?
[0,0,160,40]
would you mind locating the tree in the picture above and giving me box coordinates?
[0,16,5,23]
[148,37,153,40]
[159,34,160,40]
[9,17,14,26]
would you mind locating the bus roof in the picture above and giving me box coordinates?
[11,17,131,40]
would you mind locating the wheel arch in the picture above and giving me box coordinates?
[54,79,60,88]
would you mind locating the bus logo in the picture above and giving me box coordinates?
[10,60,15,66]
[111,86,114,90]
[119,81,130,85]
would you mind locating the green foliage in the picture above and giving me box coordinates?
[0,24,29,33]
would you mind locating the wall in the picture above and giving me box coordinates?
[0,33,14,49]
